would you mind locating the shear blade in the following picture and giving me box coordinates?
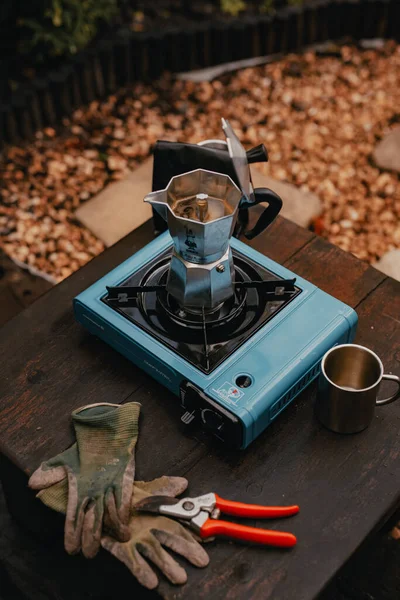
[134,495,179,514]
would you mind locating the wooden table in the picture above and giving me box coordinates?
[1,216,400,600]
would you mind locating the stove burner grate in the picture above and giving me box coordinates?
[104,247,301,374]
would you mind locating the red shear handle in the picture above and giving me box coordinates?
[214,494,299,519]
[200,519,297,548]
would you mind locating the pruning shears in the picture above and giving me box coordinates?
[135,492,299,548]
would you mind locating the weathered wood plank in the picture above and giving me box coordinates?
[285,236,386,307]
[158,276,400,600]
[0,479,153,600]
[0,251,53,328]
[0,220,154,472]
[0,216,311,476]
[0,216,398,600]
[353,276,400,371]
[0,284,23,327]
[243,212,314,263]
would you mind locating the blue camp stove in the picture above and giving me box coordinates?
[74,232,358,449]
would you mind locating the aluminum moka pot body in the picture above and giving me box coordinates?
[144,169,242,308]
[144,169,242,265]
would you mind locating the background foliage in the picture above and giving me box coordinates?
[19,0,119,59]
[221,0,304,17]
[12,0,305,61]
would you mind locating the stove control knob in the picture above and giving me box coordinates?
[201,408,223,431]
[180,381,242,447]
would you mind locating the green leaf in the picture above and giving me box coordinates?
[220,0,246,17]
[52,0,63,27]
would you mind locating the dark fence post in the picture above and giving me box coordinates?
[48,68,73,119]
[0,0,18,104]
[147,32,166,81]
[32,79,57,128]
[24,86,43,134]
[1,103,20,145]
[114,29,133,87]
[98,39,118,94]
[387,0,400,41]
[361,0,390,39]
[257,15,275,56]
[274,9,288,54]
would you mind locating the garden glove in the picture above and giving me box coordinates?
[102,476,210,589]
[29,402,140,558]
[37,475,210,590]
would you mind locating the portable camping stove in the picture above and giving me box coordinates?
[74,232,357,448]
[74,120,357,448]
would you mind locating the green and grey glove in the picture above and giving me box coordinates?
[102,477,209,589]
[37,475,209,589]
[29,402,140,558]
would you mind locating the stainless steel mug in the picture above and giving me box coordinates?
[316,344,400,433]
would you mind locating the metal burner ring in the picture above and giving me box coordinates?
[183,301,226,316]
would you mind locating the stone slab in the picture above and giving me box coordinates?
[250,166,322,228]
[373,128,400,173]
[374,249,400,281]
[75,157,321,247]
[177,54,281,83]
[75,158,153,247]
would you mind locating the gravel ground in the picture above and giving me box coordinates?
[1,41,400,281]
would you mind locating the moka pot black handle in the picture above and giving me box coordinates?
[239,188,283,240]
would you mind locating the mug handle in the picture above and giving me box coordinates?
[376,374,400,406]
[240,188,283,240]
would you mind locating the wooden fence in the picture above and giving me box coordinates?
[0,0,399,150]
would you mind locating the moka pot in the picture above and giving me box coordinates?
[144,169,241,308]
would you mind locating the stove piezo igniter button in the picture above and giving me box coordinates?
[179,381,243,448]
[235,375,252,388]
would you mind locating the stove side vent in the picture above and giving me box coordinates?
[270,362,321,421]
